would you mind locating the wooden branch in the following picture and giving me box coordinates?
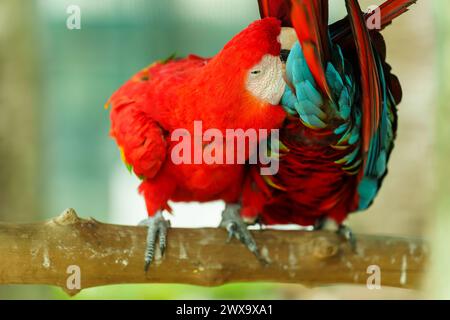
[0,209,427,295]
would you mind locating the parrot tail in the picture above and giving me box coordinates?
[330,0,417,44]
[345,0,400,210]
[379,0,417,27]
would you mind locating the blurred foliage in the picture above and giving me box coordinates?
[426,0,450,299]
[53,283,280,300]
[0,0,50,299]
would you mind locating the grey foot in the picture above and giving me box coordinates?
[139,211,170,272]
[337,224,356,250]
[219,204,267,265]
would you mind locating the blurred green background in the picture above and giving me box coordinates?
[0,0,445,299]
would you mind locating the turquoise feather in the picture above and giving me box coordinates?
[283,41,357,131]
[356,50,397,210]
[281,40,397,212]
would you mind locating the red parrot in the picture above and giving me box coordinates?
[240,0,416,243]
[107,18,287,269]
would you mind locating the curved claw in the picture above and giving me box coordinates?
[220,204,268,265]
[313,218,357,251]
[337,224,357,251]
[139,212,170,272]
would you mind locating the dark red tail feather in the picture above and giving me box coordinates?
[258,0,417,45]
[331,0,417,44]
[289,0,331,97]
[379,0,417,27]
[345,0,382,170]
[257,0,292,26]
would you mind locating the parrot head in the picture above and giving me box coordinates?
[192,17,287,133]
[204,18,286,107]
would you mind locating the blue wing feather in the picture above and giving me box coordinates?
[357,50,397,210]
[281,38,398,211]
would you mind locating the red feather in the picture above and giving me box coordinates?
[290,0,331,97]
[345,0,382,172]
[379,0,417,26]
[257,0,292,27]
[257,0,331,96]
[261,121,359,226]
[331,0,417,44]
[108,19,287,216]
[257,0,417,49]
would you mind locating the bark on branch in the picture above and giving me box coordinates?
[0,209,427,295]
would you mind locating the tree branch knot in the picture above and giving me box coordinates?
[52,208,81,225]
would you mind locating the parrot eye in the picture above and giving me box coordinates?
[246,54,286,105]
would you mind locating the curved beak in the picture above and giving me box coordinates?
[280,49,290,63]
[279,27,297,63]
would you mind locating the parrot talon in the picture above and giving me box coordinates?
[313,216,327,231]
[139,211,170,272]
[225,222,237,243]
[253,216,265,231]
[220,204,268,265]
[337,224,356,251]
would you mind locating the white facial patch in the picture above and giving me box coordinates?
[246,54,286,105]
